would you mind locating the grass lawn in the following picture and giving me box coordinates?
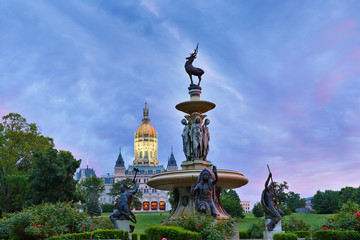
[100,211,332,233]
[237,212,332,231]
[99,212,169,234]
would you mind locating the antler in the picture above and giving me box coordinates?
[194,43,199,56]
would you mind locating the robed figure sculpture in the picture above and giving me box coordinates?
[261,172,284,231]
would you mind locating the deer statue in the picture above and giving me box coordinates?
[185,43,205,86]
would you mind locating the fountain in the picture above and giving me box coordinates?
[147,44,248,220]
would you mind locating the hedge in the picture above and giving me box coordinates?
[145,225,201,240]
[139,233,147,240]
[47,229,129,240]
[313,230,360,240]
[293,231,310,238]
[239,230,249,239]
[132,233,138,240]
[273,232,298,240]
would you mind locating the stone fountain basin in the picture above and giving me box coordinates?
[147,169,248,191]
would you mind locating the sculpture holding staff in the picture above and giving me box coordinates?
[109,168,140,233]
[261,165,284,231]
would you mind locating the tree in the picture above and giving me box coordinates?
[252,202,264,218]
[109,178,143,209]
[0,113,54,212]
[286,191,305,212]
[220,189,245,218]
[339,186,356,205]
[80,176,104,218]
[26,148,81,205]
[312,190,340,214]
[271,181,305,213]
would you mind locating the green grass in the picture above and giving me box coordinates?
[99,211,332,234]
[99,212,169,234]
[237,212,332,231]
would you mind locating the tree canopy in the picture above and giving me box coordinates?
[220,189,245,218]
[80,175,105,218]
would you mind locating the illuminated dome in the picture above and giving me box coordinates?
[133,103,159,166]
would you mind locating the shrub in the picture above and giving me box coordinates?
[174,211,235,240]
[132,232,138,240]
[239,230,249,239]
[146,225,201,240]
[273,232,298,240]
[247,218,265,239]
[252,202,264,218]
[323,201,360,231]
[47,229,129,240]
[101,203,116,213]
[282,215,310,232]
[293,231,310,238]
[0,202,113,239]
[140,233,147,240]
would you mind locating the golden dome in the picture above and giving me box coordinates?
[135,121,157,136]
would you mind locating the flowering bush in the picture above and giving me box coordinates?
[247,218,265,239]
[323,201,360,231]
[0,202,112,239]
[174,211,236,240]
[282,215,310,232]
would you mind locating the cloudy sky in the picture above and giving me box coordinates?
[1,0,360,206]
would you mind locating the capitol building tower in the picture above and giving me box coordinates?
[101,102,177,211]
[133,102,159,167]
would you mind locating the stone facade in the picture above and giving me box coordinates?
[240,201,251,212]
[99,103,178,211]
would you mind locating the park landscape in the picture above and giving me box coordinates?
[1,1,360,240]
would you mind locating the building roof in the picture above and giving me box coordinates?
[115,149,125,167]
[167,148,177,167]
[76,167,96,180]
[135,102,157,137]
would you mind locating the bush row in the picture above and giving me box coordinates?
[145,225,201,240]
[131,233,147,240]
[313,230,360,240]
[273,233,298,240]
[47,229,129,240]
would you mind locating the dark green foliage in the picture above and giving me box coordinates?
[81,176,104,218]
[146,225,201,240]
[140,233,147,240]
[0,202,113,239]
[272,232,298,240]
[0,113,54,213]
[109,178,143,209]
[313,230,360,240]
[282,215,310,232]
[272,181,305,213]
[247,218,265,239]
[324,201,360,231]
[279,204,292,216]
[132,232,138,240]
[252,202,264,218]
[286,191,306,212]
[312,190,340,213]
[220,189,245,218]
[339,187,356,205]
[174,211,236,239]
[101,203,116,212]
[293,231,311,238]
[238,230,249,239]
[47,229,129,240]
[26,148,81,205]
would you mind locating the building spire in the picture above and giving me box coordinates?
[143,102,150,122]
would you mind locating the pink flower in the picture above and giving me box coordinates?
[291,222,293,225]
[356,212,360,218]
[197,223,202,227]
[55,233,57,235]
[161,238,167,240]
[323,227,328,230]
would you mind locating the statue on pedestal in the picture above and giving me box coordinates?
[261,171,284,231]
[191,116,203,159]
[202,119,210,160]
[192,166,218,217]
[110,168,140,233]
[185,43,204,88]
[181,118,191,160]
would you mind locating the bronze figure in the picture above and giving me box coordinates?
[192,166,218,217]
[185,43,204,87]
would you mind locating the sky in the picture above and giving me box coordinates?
[1,0,360,207]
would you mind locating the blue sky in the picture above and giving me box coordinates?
[1,0,360,206]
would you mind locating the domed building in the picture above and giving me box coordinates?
[99,103,178,211]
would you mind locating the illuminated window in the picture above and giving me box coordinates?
[143,201,149,211]
[159,201,166,210]
[151,201,158,210]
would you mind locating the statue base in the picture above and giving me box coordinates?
[181,159,212,170]
[115,220,133,238]
[263,219,283,240]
